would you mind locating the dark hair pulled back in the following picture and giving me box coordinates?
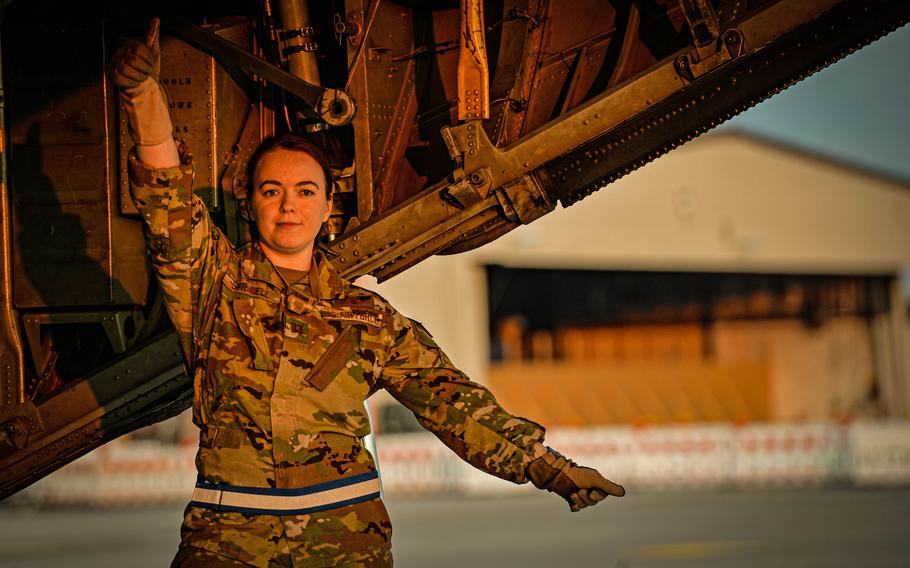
[245,133,335,201]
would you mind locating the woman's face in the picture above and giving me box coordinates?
[249,148,331,262]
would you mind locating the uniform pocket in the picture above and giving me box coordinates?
[307,325,358,391]
[272,323,374,441]
[231,297,275,371]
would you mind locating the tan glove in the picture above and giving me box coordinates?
[527,447,625,512]
[111,18,173,146]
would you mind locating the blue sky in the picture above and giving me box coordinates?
[722,23,910,297]
[722,23,910,182]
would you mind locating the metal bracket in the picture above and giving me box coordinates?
[335,12,363,46]
[0,400,43,459]
[100,311,148,354]
[441,167,493,209]
[457,0,490,120]
[279,26,316,42]
[441,119,495,166]
[676,0,745,82]
[674,27,744,82]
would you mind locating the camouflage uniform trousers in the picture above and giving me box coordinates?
[172,497,393,567]
[173,548,391,568]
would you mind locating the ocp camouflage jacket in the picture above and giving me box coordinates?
[128,145,546,567]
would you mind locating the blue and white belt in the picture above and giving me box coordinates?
[190,471,381,515]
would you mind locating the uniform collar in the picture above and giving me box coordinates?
[239,242,347,300]
[309,245,348,299]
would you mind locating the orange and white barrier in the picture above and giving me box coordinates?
[375,421,910,495]
[15,442,197,507]
[847,420,910,486]
[11,421,910,506]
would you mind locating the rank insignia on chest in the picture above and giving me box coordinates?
[284,317,307,339]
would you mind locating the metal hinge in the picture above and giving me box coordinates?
[676,0,745,82]
[441,167,493,209]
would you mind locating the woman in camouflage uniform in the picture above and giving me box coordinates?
[113,19,624,568]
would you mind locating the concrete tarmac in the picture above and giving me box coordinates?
[0,488,908,567]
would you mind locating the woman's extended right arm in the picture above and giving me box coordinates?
[111,18,180,168]
[112,18,229,367]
